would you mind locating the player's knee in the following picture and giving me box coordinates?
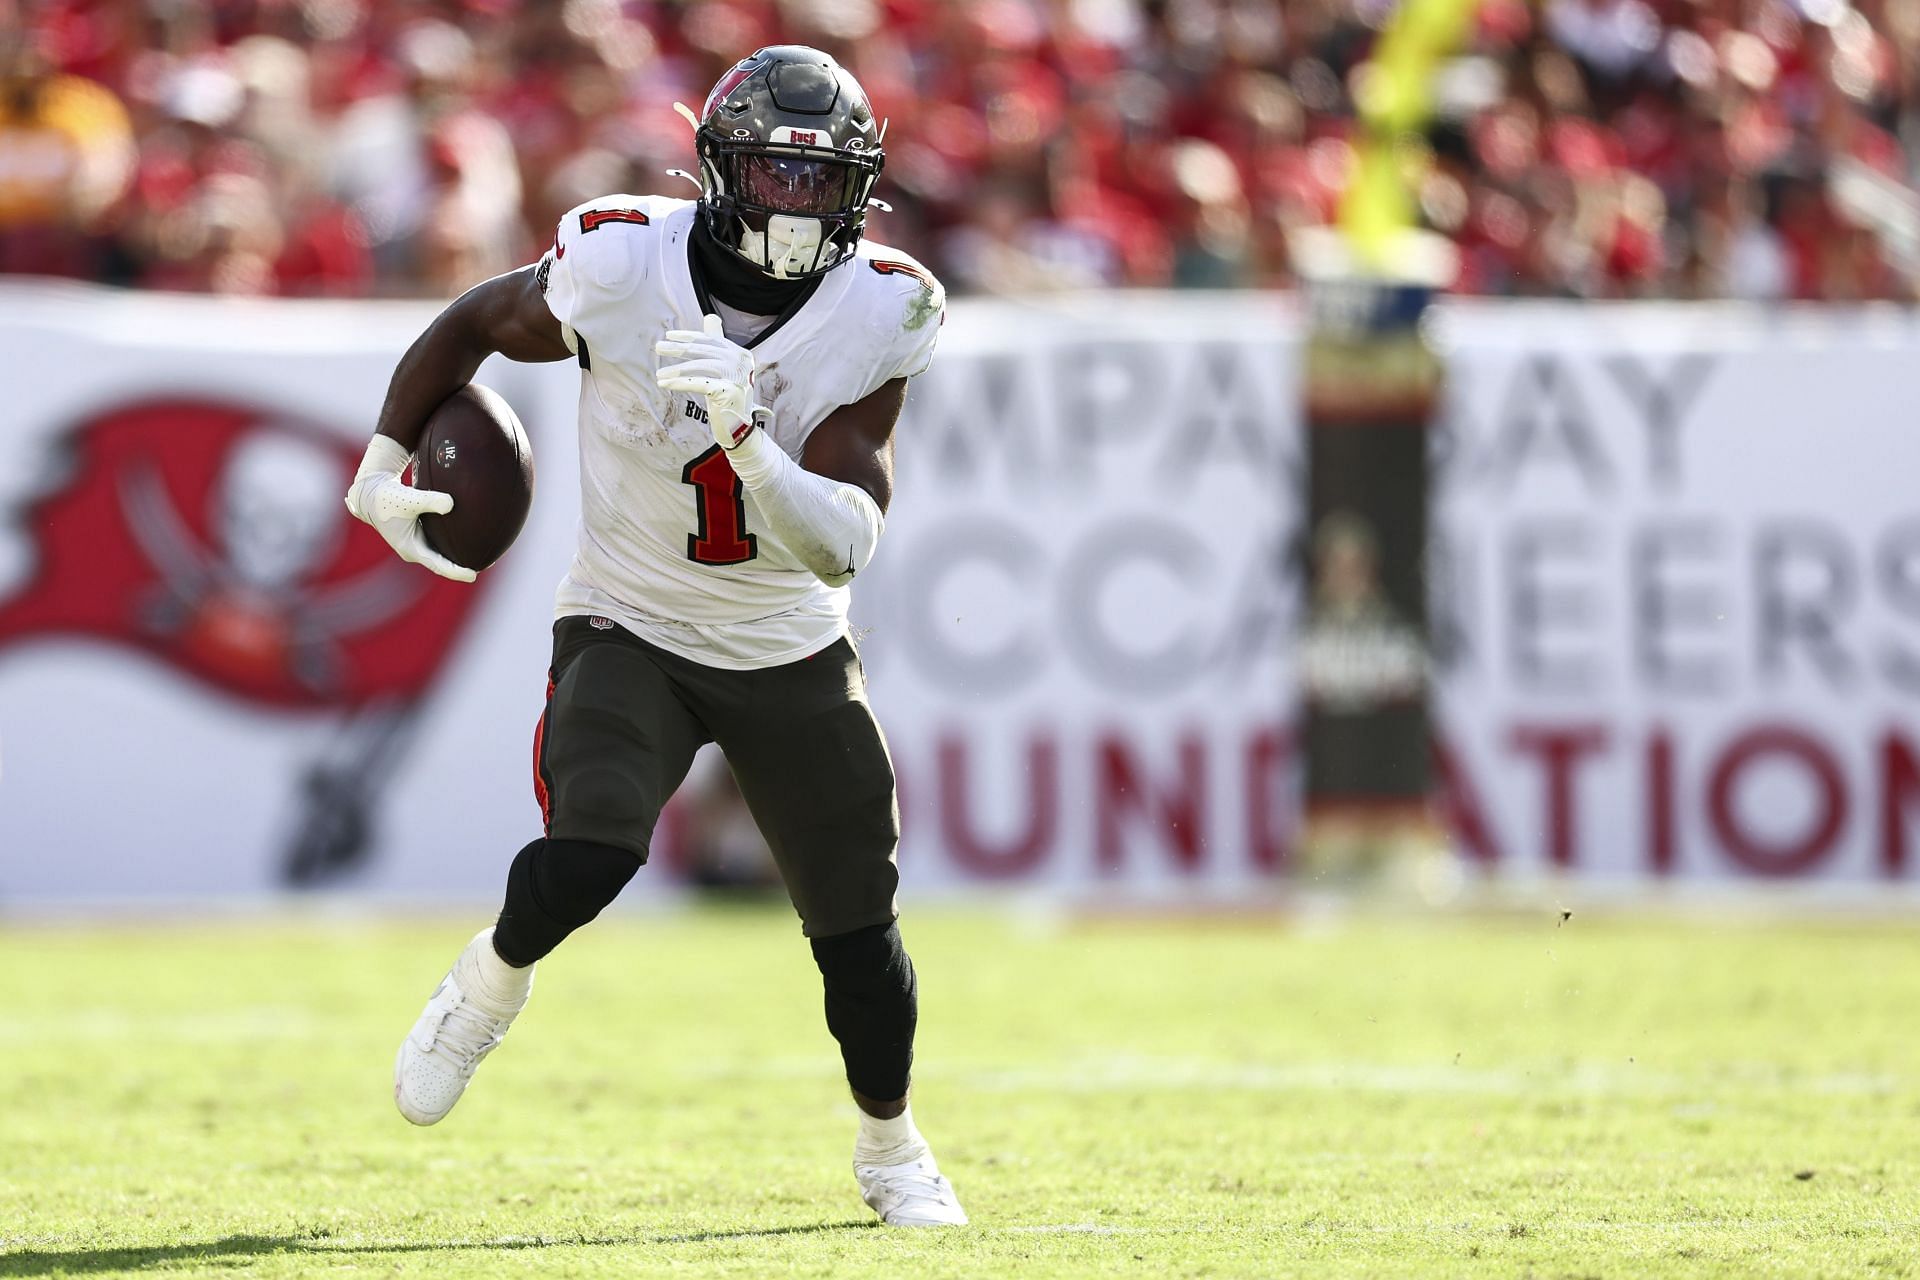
[553,766,657,860]
[495,837,640,966]
[534,838,641,920]
[811,920,915,1000]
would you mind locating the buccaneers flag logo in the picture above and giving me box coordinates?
[0,399,491,882]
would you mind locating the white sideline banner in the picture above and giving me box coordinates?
[0,285,1914,903]
[1430,304,1920,885]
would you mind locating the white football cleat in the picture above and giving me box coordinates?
[393,929,530,1126]
[855,1154,969,1227]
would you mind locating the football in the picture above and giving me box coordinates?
[414,382,534,572]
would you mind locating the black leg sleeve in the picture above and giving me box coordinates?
[810,920,918,1102]
[492,838,641,967]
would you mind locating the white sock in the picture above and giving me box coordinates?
[855,1104,930,1167]
[455,927,533,1012]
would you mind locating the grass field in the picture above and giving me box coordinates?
[1,905,1915,1278]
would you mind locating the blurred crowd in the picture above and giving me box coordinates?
[1,0,1917,300]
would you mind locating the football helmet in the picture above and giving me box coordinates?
[690,46,885,281]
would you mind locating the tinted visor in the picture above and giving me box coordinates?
[733,153,862,216]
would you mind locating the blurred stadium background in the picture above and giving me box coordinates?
[3,0,1917,906]
[5,0,1920,299]
[4,0,1920,1274]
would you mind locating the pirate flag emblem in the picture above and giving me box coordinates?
[0,399,492,883]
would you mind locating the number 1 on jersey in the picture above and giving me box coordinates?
[681,445,758,565]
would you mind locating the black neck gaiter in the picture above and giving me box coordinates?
[688,216,817,316]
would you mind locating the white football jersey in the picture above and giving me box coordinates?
[536,194,945,669]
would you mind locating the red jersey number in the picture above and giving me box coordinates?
[681,445,757,566]
[578,208,650,235]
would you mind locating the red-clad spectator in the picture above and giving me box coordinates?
[0,0,1914,300]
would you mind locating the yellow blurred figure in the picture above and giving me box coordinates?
[1338,0,1479,268]
[0,43,132,231]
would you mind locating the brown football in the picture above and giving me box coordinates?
[415,383,534,573]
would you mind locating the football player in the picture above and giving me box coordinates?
[344,46,964,1227]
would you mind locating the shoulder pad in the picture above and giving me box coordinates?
[553,194,669,291]
[542,195,691,354]
[859,249,945,333]
[851,244,947,385]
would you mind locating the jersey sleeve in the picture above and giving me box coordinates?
[855,250,948,400]
[538,194,661,357]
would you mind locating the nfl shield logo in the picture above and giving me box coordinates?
[589,615,614,631]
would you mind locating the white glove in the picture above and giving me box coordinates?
[655,314,766,449]
[343,434,476,583]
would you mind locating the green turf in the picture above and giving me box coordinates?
[0,904,1914,1278]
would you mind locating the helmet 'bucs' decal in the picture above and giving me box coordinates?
[0,399,486,709]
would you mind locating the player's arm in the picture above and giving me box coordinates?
[656,316,896,587]
[801,378,903,515]
[347,266,571,583]
[371,266,572,450]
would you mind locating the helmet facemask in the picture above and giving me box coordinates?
[699,138,881,280]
